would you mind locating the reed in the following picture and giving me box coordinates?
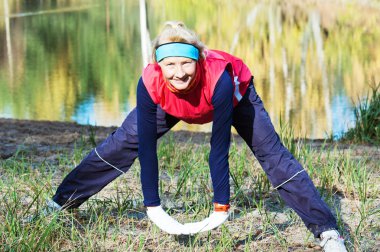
[343,83,380,145]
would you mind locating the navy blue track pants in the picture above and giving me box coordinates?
[53,83,337,237]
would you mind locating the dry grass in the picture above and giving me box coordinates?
[0,120,379,251]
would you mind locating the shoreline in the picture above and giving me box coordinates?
[1,117,378,160]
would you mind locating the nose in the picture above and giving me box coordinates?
[174,65,186,79]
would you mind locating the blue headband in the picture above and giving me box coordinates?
[155,43,199,62]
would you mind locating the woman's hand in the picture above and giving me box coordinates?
[184,211,229,234]
[183,203,230,234]
[146,205,189,235]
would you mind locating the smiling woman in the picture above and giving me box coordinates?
[153,22,203,92]
[31,20,350,251]
[159,56,197,91]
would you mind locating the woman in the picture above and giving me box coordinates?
[46,21,346,251]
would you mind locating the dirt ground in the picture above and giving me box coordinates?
[0,118,237,160]
[1,118,379,161]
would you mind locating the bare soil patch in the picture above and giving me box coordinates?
[1,118,378,161]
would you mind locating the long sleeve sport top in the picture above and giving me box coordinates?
[137,70,233,206]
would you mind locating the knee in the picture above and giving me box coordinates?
[95,127,138,159]
[113,125,138,147]
[253,131,283,157]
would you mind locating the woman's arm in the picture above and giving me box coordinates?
[137,78,190,235]
[136,78,160,206]
[209,70,234,205]
[182,70,233,234]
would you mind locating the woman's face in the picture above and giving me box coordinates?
[158,57,197,90]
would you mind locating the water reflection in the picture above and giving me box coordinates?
[0,0,379,138]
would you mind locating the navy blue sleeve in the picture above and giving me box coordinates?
[210,70,234,205]
[136,78,160,206]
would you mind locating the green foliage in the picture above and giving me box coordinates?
[343,84,380,145]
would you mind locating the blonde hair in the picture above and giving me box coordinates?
[152,21,206,62]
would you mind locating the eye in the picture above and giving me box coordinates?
[166,63,174,66]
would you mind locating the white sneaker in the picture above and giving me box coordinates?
[23,200,62,223]
[43,200,62,214]
[320,230,348,252]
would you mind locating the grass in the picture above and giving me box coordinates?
[343,83,380,145]
[0,128,379,251]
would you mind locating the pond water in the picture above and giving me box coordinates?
[1,0,380,139]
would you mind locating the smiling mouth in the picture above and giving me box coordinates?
[172,77,190,84]
[173,79,187,84]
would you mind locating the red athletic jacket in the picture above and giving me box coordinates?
[142,50,252,124]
